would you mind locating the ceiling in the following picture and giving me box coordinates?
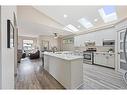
[18,20,70,37]
[17,6,72,37]
[34,6,127,33]
[18,6,127,37]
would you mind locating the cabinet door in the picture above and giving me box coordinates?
[107,54,115,68]
[101,54,107,66]
[94,53,102,65]
[101,54,115,68]
[74,36,80,47]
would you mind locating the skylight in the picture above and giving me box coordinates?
[64,24,79,32]
[78,18,93,29]
[98,6,117,23]
[63,27,72,32]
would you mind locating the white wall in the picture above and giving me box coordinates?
[1,6,17,89]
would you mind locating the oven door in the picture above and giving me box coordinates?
[83,53,92,61]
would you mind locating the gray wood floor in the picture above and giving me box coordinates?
[79,63,127,89]
[15,58,127,89]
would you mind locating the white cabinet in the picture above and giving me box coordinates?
[44,55,49,71]
[94,53,102,65]
[74,36,82,47]
[44,53,83,89]
[106,54,115,68]
[94,53,115,68]
[74,27,115,47]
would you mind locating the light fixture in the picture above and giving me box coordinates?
[63,27,72,32]
[94,19,98,22]
[64,24,79,32]
[54,33,58,39]
[98,6,117,23]
[64,14,68,18]
[78,18,93,29]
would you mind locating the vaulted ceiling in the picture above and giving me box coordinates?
[17,6,127,37]
[17,6,72,37]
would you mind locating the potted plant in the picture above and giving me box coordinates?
[108,48,114,53]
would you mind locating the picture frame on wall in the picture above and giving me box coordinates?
[7,19,14,48]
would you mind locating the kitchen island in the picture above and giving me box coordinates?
[44,52,83,89]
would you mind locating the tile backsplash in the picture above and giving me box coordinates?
[96,46,115,52]
[74,46,115,52]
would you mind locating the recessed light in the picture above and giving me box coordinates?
[64,14,68,18]
[94,19,98,22]
[78,18,93,29]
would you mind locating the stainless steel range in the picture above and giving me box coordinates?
[83,48,96,64]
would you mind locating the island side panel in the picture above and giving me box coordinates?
[70,59,83,89]
[48,55,71,89]
[44,55,49,71]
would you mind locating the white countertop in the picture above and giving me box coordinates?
[94,52,115,55]
[44,52,83,61]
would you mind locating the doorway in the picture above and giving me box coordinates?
[117,28,127,73]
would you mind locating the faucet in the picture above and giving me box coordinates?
[52,46,57,53]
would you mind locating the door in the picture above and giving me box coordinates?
[123,28,127,84]
[84,53,92,61]
[118,28,127,72]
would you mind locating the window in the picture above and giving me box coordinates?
[78,18,93,29]
[63,24,79,33]
[23,40,33,50]
[98,6,117,23]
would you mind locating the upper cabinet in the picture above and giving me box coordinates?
[74,36,81,47]
[63,37,74,44]
[74,27,115,47]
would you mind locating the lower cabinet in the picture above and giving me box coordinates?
[94,53,115,68]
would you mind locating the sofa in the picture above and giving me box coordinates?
[29,50,40,59]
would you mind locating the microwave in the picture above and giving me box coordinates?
[103,40,115,46]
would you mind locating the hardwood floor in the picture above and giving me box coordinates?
[15,58,127,89]
[15,58,64,89]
